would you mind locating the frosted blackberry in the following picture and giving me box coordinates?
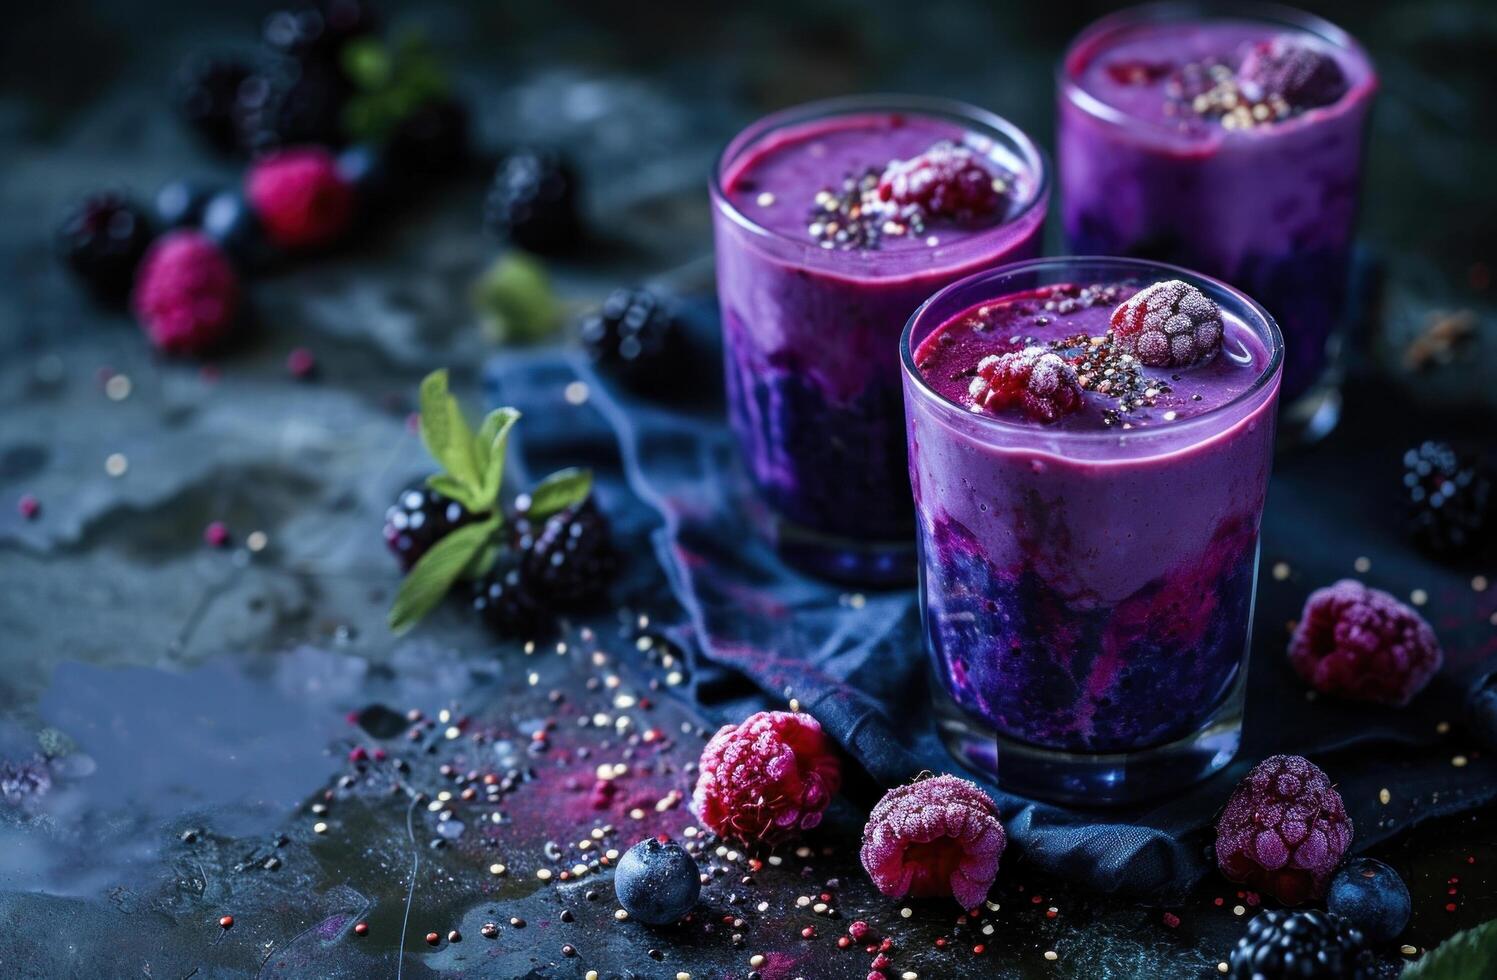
[233,60,347,155]
[517,497,614,607]
[470,553,546,637]
[55,193,153,303]
[579,288,685,387]
[1402,441,1493,558]
[383,485,477,571]
[483,148,582,254]
[1229,909,1372,979]
[172,56,253,154]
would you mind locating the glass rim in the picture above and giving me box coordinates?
[709,93,1050,267]
[1055,1,1377,140]
[899,255,1285,450]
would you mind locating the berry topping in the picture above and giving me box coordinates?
[172,56,253,155]
[1215,754,1352,905]
[691,711,841,847]
[967,347,1083,423]
[1237,36,1348,111]
[55,192,154,303]
[877,142,1005,224]
[514,496,615,609]
[614,838,702,926]
[469,552,546,638]
[382,484,478,572]
[130,231,242,356]
[246,147,356,250]
[1402,441,1494,558]
[579,288,687,389]
[1288,579,1442,706]
[1110,279,1224,368]
[1228,909,1372,980]
[860,774,1005,910]
[1327,857,1411,944]
[1104,60,1173,86]
[483,148,583,254]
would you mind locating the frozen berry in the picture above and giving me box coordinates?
[1110,279,1224,368]
[172,56,253,154]
[859,774,1005,910]
[1401,441,1493,558]
[470,554,547,637]
[383,485,478,572]
[386,98,470,181]
[233,60,347,155]
[483,148,582,254]
[1229,909,1371,979]
[1288,579,1442,706]
[967,347,1083,423]
[516,496,615,608]
[1327,858,1410,943]
[692,711,841,847]
[154,180,216,230]
[56,193,154,303]
[131,231,241,356]
[1467,670,1497,751]
[877,142,1005,224]
[614,838,701,926]
[1215,754,1352,905]
[579,288,686,388]
[201,189,274,269]
[1104,60,1173,86]
[246,146,355,249]
[1238,36,1348,111]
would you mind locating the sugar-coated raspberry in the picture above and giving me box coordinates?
[691,711,841,847]
[860,774,1005,910]
[967,347,1083,423]
[1110,279,1224,368]
[131,231,241,356]
[1215,754,1352,905]
[245,147,355,249]
[1288,579,1442,706]
[1238,35,1348,111]
[877,142,1004,224]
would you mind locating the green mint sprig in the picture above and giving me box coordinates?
[341,31,451,144]
[387,369,593,635]
[1403,918,1497,979]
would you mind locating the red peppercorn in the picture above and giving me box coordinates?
[837,936,852,949]
[801,926,816,939]
[425,932,440,945]
[353,922,368,937]
[973,943,986,955]
[218,915,234,929]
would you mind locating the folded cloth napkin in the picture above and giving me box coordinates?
[486,298,1497,900]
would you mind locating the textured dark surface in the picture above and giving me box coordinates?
[1,1,1494,977]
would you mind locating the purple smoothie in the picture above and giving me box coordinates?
[712,97,1047,582]
[902,259,1282,780]
[1058,4,1374,421]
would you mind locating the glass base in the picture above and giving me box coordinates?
[767,511,916,586]
[1278,375,1342,447]
[930,674,1245,806]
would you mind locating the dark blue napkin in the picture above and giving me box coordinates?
[485,300,1497,900]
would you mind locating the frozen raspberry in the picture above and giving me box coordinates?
[1110,279,1224,368]
[860,774,1005,910]
[691,711,841,847]
[131,231,241,356]
[967,347,1083,423]
[877,142,1004,224]
[1215,754,1352,905]
[1238,36,1348,111]
[1288,579,1442,706]
[245,147,355,250]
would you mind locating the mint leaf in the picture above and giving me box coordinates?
[388,518,499,634]
[342,37,393,91]
[474,407,520,508]
[470,252,563,345]
[424,473,484,512]
[418,370,480,497]
[1404,919,1497,980]
[526,468,592,520]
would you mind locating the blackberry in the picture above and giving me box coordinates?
[383,485,478,571]
[483,148,582,254]
[1229,909,1372,980]
[55,192,153,303]
[579,288,686,388]
[233,60,347,155]
[172,56,253,154]
[263,0,379,62]
[1402,441,1493,558]
[470,553,547,637]
[516,497,614,607]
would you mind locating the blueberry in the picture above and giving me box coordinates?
[614,838,700,925]
[1326,857,1410,944]
[202,189,273,269]
[1468,669,1497,751]
[154,180,217,229]
[336,143,393,203]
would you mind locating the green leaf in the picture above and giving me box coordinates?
[388,518,499,634]
[474,407,520,508]
[1404,919,1497,979]
[424,472,483,512]
[470,252,563,345]
[526,468,592,520]
[418,370,480,496]
[342,37,393,91]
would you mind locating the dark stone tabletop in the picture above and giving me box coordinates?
[1,1,1494,977]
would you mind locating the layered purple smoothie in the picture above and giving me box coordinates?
[712,99,1046,577]
[903,265,1280,755]
[1058,5,1375,409]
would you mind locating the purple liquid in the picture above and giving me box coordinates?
[1058,9,1375,405]
[906,278,1279,753]
[712,105,1046,561]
